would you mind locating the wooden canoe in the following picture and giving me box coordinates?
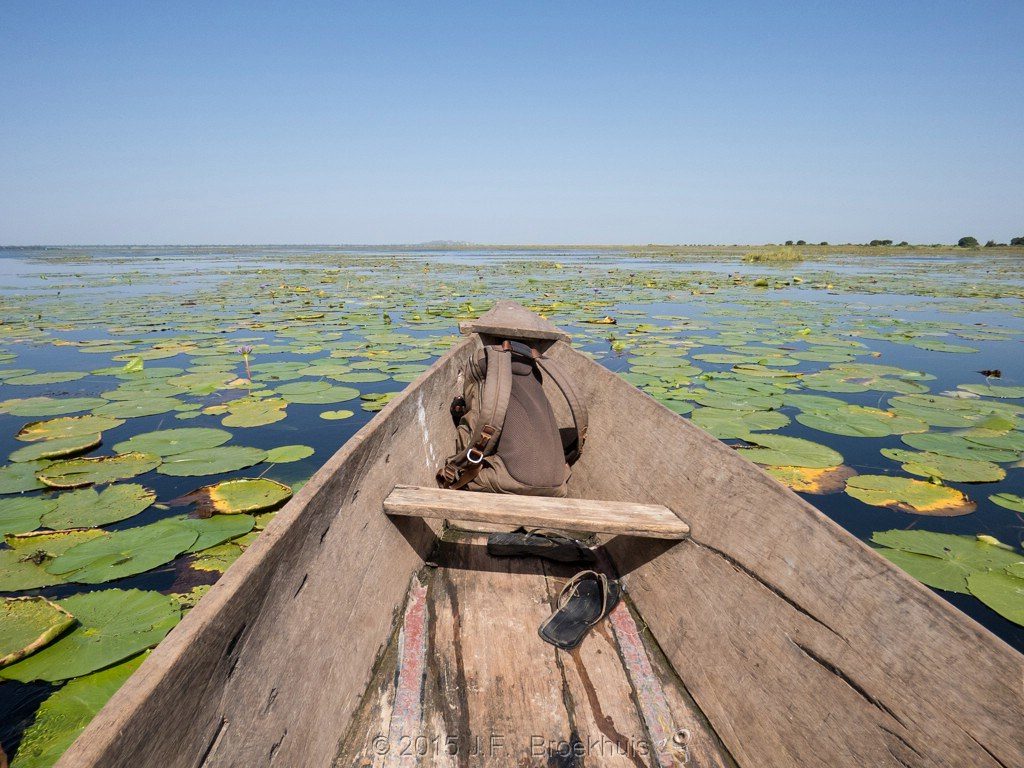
[57,301,1023,768]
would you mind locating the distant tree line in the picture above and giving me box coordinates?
[777,236,1023,248]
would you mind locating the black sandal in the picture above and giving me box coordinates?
[486,527,596,564]
[538,570,621,650]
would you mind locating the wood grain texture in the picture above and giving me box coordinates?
[56,338,474,768]
[550,340,1024,768]
[385,485,690,539]
[458,299,571,342]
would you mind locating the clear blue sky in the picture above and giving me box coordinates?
[1,1,1021,245]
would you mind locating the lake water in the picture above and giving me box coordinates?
[1,245,1022,764]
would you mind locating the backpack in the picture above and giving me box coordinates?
[437,339,588,496]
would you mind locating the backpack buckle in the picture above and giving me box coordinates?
[465,447,485,464]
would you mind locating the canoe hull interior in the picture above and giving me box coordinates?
[57,329,1023,768]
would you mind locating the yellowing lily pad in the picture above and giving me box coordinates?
[182,477,293,515]
[0,597,76,668]
[764,465,857,494]
[847,475,974,515]
[265,444,314,463]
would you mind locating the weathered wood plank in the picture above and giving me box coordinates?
[553,341,1024,768]
[385,485,690,539]
[458,299,571,342]
[424,535,574,766]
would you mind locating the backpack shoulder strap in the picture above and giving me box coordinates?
[536,356,588,463]
[470,344,513,458]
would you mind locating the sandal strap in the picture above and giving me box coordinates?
[556,570,611,624]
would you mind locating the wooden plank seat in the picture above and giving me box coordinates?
[383,485,690,539]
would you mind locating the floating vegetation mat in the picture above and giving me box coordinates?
[0,244,1023,764]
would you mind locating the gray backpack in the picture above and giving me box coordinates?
[437,339,587,496]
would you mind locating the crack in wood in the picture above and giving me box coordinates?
[268,729,287,765]
[787,636,907,729]
[693,539,849,643]
[195,717,227,768]
[962,729,1011,768]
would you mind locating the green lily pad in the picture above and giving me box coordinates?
[690,407,789,439]
[0,462,51,495]
[189,532,258,573]
[796,405,927,438]
[4,371,88,385]
[900,432,1018,463]
[967,571,1024,626]
[319,409,354,420]
[990,493,1024,513]
[0,589,179,682]
[265,444,314,463]
[871,529,1023,593]
[36,452,161,489]
[156,446,266,477]
[0,529,106,591]
[171,514,256,552]
[735,434,842,468]
[0,597,76,668]
[112,427,232,457]
[221,397,287,427]
[958,383,1024,399]
[880,449,1006,483]
[0,397,107,418]
[16,415,125,443]
[41,484,156,529]
[848,475,974,515]
[277,383,360,405]
[9,434,102,462]
[0,496,56,535]
[93,397,184,419]
[46,521,199,584]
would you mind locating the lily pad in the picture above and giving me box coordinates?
[156,446,266,477]
[16,415,124,443]
[46,520,199,584]
[221,397,287,427]
[0,529,106,591]
[36,452,161,489]
[93,397,184,419]
[277,383,360,405]
[0,597,76,668]
[690,407,789,439]
[735,434,842,468]
[41,484,156,529]
[0,397,107,418]
[990,493,1024,513]
[112,427,231,457]
[967,571,1024,626]
[319,409,354,420]
[871,529,1023,593]
[173,514,256,551]
[0,462,51,495]
[880,449,1005,483]
[0,496,56,535]
[265,444,314,463]
[181,477,293,515]
[9,434,102,463]
[847,475,975,515]
[764,465,857,494]
[900,432,1018,463]
[0,589,179,682]
[4,371,88,385]
[795,405,926,438]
